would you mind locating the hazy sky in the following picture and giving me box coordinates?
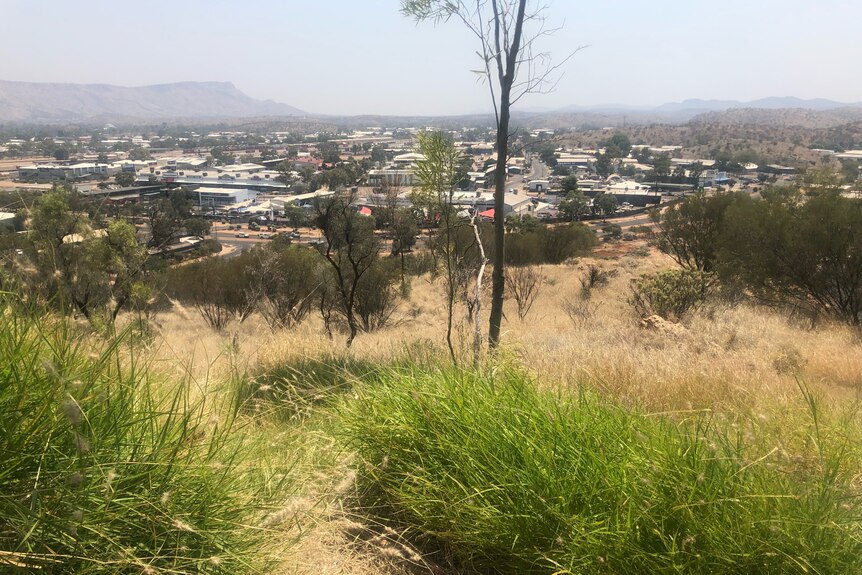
[2,0,860,115]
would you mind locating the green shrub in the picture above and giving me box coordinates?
[629,269,715,321]
[602,223,622,240]
[0,300,293,573]
[340,366,862,574]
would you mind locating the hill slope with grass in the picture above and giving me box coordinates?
[4,242,862,574]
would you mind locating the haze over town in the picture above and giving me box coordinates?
[2,0,862,115]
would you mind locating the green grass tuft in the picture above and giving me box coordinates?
[0,298,296,574]
[339,365,862,574]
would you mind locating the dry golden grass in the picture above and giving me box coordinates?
[136,242,862,573]
[147,243,862,416]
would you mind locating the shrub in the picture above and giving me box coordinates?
[254,244,322,330]
[0,300,294,574]
[353,258,401,332]
[602,223,622,240]
[165,254,256,330]
[340,366,862,575]
[537,223,597,264]
[505,265,542,321]
[629,269,715,321]
[579,264,612,296]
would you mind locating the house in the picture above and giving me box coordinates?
[0,212,16,231]
[698,170,730,187]
[392,152,426,167]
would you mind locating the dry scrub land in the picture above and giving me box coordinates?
[136,244,862,574]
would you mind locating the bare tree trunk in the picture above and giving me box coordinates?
[488,0,528,350]
[470,211,488,366]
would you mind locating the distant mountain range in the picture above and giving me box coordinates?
[0,80,305,123]
[526,97,862,123]
[0,79,860,127]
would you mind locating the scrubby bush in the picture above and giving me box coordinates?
[353,258,401,332]
[629,269,715,321]
[505,265,542,320]
[341,366,862,575]
[165,255,256,330]
[253,244,322,330]
[602,223,622,240]
[502,223,597,266]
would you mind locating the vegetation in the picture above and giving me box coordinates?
[341,365,862,574]
[0,299,295,574]
[401,0,569,349]
[654,189,862,325]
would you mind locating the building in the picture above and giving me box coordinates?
[698,170,730,187]
[528,179,550,192]
[367,169,419,187]
[0,211,16,231]
[450,191,535,217]
[556,153,594,169]
[392,152,425,167]
[193,187,257,207]
[17,162,119,181]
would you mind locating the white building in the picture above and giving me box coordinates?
[528,179,550,192]
[194,187,257,207]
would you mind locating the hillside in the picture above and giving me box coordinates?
[691,106,862,129]
[0,80,305,123]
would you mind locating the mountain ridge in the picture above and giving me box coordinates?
[0,80,305,123]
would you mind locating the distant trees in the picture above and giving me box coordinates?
[603,133,632,158]
[595,152,613,178]
[651,153,672,179]
[653,188,862,326]
[115,171,136,187]
[127,147,152,161]
[593,193,618,218]
[559,190,589,222]
[147,190,193,248]
[560,175,579,195]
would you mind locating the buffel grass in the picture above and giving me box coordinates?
[338,365,862,574]
[115,243,862,574]
[0,297,300,574]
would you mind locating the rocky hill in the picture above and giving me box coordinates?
[0,80,304,123]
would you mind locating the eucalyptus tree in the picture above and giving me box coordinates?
[401,0,577,349]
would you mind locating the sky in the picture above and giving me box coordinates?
[2,0,861,116]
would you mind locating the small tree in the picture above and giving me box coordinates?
[401,0,577,350]
[652,191,738,272]
[559,190,589,221]
[506,265,542,321]
[314,190,381,346]
[115,171,136,187]
[253,244,322,330]
[593,193,618,219]
[183,217,211,238]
